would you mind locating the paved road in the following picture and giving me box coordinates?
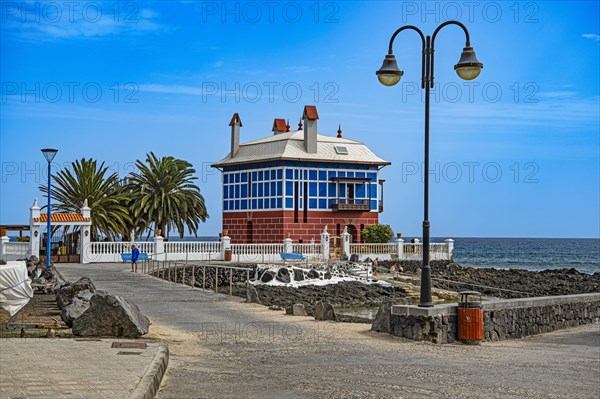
[59,263,600,399]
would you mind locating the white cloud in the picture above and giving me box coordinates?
[138,84,207,96]
[1,2,167,41]
[582,34,600,42]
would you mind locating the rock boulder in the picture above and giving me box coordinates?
[72,293,150,337]
[55,277,96,310]
[371,299,394,333]
[314,301,337,321]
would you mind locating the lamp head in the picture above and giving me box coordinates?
[41,148,58,163]
[454,46,483,80]
[376,54,404,86]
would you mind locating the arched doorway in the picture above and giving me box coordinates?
[246,221,253,243]
[347,224,358,243]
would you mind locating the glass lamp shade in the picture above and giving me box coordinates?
[455,66,482,80]
[454,46,483,81]
[377,73,403,87]
[376,54,404,87]
[41,148,58,163]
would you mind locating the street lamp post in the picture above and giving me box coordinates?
[376,20,483,307]
[41,148,58,268]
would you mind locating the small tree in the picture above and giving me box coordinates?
[361,224,394,243]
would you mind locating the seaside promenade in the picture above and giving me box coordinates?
[39,262,599,399]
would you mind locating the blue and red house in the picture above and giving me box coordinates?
[212,106,390,243]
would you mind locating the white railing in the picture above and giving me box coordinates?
[430,243,448,253]
[165,241,221,254]
[292,243,322,255]
[231,243,284,255]
[350,243,396,255]
[4,242,29,255]
[403,243,422,255]
[89,241,154,255]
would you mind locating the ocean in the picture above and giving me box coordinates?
[170,236,600,274]
[448,237,600,275]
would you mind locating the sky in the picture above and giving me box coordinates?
[1,0,599,239]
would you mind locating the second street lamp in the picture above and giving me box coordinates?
[376,20,483,307]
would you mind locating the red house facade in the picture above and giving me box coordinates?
[212,106,390,243]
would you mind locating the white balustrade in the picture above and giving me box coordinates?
[230,243,284,255]
[164,241,221,254]
[4,242,29,255]
[349,243,396,255]
[83,239,454,263]
[403,243,423,255]
[292,243,322,255]
[89,241,154,255]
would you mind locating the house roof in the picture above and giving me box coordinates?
[34,213,91,223]
[212,130,390,168]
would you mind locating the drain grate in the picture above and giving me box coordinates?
[117,351,142,355]
[112,342,147,349]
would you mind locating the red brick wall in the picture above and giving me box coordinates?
[223,210,379,243]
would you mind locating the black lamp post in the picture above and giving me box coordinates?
[41,148,58,268]
[376,21,483,307]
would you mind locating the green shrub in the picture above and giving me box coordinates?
[361,224,394,243]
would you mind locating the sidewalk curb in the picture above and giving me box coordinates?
[129,343,169,399]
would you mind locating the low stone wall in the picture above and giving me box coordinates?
[373,293,600,344]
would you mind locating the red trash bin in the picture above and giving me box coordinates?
[457,291,484,345]
[224,248,232,261]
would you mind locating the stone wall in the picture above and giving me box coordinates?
[374,293,600,344]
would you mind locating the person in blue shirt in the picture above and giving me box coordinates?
[131,244,140,272]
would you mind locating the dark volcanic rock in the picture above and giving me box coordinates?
[307,269,320,279]
[314,301,337,321]
[261,271,276,283]
[55,277,96,309]
[371,299,395,333]
[292,303,308,316]
[249,281,408,316]
[276,268,291,283]
[430,263,600,299]
[246,285,261,304]
[293,268,305,281]
[72,293,150,337]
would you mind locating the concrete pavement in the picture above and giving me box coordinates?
[57,263,600,399]
[0,337,167,399]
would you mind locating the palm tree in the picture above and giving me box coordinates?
[128,152,208,239]
[40,158,131,240]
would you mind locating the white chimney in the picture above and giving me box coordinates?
[229,113,242,157]
[302,105,319,154]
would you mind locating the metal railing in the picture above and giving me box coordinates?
[140,257,254,297]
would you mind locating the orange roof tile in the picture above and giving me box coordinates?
[303,105,319,120]
[34,213,90,223]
